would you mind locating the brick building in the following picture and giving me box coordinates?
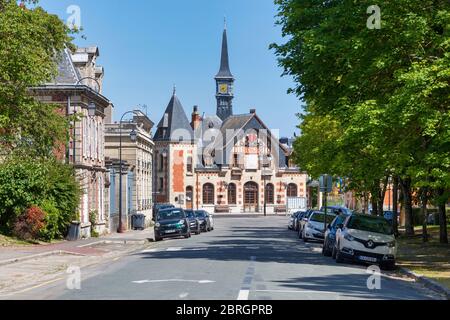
[31,47,112,237]
[153,26,308,213]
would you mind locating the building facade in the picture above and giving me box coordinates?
[105,112,155,231]
[153,26,309,214]
[31,47,112,237]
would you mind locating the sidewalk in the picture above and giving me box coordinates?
[0,228,154,265]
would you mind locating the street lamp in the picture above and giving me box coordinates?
[118,110,141,233]
[260,155,272,217]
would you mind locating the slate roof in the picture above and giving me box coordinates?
[220,114,254,138]
[215,28,233,79]
[48,48,81,85]
[154,93,194,142]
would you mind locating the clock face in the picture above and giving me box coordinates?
[219,84,228,94]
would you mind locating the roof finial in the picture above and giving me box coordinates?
[224,16,227,30]
[173,84,176,95]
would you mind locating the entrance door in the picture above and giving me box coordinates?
[244,182,259,212]
[186,186,193,210]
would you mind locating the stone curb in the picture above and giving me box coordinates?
[400,267,450,300]
[0,250,85,267]
[77,239,150,247]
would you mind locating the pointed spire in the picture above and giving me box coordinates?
[216,21,233,79]
[173,84,176,95]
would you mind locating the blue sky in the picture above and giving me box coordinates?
[38,0,304,137]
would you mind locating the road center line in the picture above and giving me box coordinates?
[237,256,257,300]
[237,290,250,300]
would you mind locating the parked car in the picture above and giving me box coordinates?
[184,210,201,235]
[298,209,315,239]
[301,211,337,242]
[383,211,400,226]
[153,203,175,220]
[154,208,191,241]
[288,211,302,231]
[321,206,353,216]
[195,210,213,232]
[333,214,397,270]
[294,211,307,231]
[322,214,349,257]
[208,213,215,230]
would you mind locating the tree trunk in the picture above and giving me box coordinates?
[400,177,415,236]
[372,198,378,216]
[392,176,399,237]
[378,176,389,216]
[437,189,448,244]
[420,188,429,243]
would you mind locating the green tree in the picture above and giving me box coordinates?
[0,0,74,157]
[272,0,450,242]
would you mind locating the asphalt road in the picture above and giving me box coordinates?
[11,216,442,300]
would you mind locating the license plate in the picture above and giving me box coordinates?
[359,256,377,263]
[165,230,176,234]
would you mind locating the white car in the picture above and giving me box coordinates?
[208,213,214,231]
[302,211,337,242]
[333,214,397,270]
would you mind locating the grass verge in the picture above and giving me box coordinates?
[397,225,450,289]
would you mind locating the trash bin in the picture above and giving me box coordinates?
[132,214,146,230]
[67,221,81,241]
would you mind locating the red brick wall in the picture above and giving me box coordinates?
[172,150,185,193]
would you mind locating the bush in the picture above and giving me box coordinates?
[13,206,46,241]
[89,210,99,238]
[38,200,60,241]
[0,156,81,239]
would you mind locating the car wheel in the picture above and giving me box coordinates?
[381,261,396,271]
[303,235,309,243]
[155,236,163,242]
[335,248,345,263]
[322,242,332,257]
[331,245,337,260]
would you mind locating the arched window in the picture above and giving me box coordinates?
[287,183,298,197]
[203,183,215,205]
[265,184,274,204]
[228,183,237,205]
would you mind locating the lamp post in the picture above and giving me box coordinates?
[118,110,140,233]
[260,155,272,217]
[320,174,332,233]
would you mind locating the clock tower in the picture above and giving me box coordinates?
[215,23,234,121]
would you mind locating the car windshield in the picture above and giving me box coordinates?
[157,209,184,221]
[310,213,336,224]
[347,215,394,235]
[195,211,206,218]
[185,210,195,218]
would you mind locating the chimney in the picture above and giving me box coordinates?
[191,105,202,130]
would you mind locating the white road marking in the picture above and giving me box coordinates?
[237,290,250,300]
[132,279,215,284]
[166,247,183,252]
[141,249,159,253]
[179,293,189,298]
